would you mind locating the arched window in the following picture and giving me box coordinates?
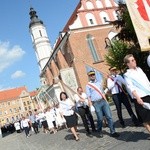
[85,13,97,26]
[105,0,112,7]
[96,0,103,8]
[86,1,94,9]
[87,34,100,62]
[100,11,110,24]
[113,10,119,20]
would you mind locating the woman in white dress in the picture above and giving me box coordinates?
[59,92,79,141]
[45,107,57,134]
[55,104,66,129]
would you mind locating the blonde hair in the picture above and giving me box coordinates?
[124,54,134,64]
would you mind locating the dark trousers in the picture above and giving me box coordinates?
[78,106,95,132]
[24,127,29,136]
[128,95,143,124]
[133,100,143,124]
[32,122,39,133]
[112,92,138,125]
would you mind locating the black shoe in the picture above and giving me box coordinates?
[147,136,150,140]
[120,122,126,128]
[99,131,103,138]
[111,132,120,138]
[86,131,91,135]
[92,129,97,132]
[121,124,126,128]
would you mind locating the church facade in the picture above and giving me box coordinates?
[29,0,119,102]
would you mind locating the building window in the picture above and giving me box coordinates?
[6,118,9,123]
[86,34,100,62]
[14,108,17,113]
[86,13,97,26]
[10,109,13,113]
[16,116,19,120]
[39,30,42,37]
[100,11,110,24]
[105,0,112,7]
[25,107,27,111]
[86,1,94,9]
[28,106,31,110]
[24,102,26,106]
[89,19,94,25]
[12,117,15,122]
[8,102,10,105]
[4,111,8,115]
[103,17,107,22]
[27,101,30,105]
[0,111,2,115]
[31,33,34,41]
[96,0,103,8]
[12,100,15,105]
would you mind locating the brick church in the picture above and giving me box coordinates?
[29,0,119,103]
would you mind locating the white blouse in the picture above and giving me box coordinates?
[124,67,150,98]
[74,93,88,107]
[59,98,75,116]
[107,75,125,94]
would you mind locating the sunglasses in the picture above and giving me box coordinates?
[128,59,135,63]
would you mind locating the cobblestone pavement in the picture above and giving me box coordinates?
[0,105,150,150]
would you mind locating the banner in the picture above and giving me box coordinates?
[126,0,150,51]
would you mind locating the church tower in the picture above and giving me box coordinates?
[29,7,53,72]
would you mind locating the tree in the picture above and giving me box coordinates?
[105,1,150,79]
[105,40,136,72]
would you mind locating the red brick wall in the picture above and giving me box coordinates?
[65,25,112,90]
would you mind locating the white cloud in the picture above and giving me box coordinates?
[0,41,25,73]
[0,86,14,91]
[11,70,26,79]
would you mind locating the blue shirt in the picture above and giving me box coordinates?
[29,114,36,123]
[86,80,104,101]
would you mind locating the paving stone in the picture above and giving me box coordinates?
[0,105,150,150]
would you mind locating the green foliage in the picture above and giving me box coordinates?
[105,40,135,72]
[111,3,138,45]
[105,1,150,79]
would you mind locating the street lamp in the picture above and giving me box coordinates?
[147,52,150,67]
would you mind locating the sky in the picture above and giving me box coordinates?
[0,0,79,92]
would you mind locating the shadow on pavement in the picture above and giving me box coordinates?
[117,131,150,142]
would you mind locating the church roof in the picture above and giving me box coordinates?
[29,7,43,28]
[63,1,81,32]
[29,90,38,97]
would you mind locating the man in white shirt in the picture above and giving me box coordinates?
[124,54,150,139]
[74,87,96,135]
[105,67,139,128]
[29,111,39,134]
[21,116,31,138]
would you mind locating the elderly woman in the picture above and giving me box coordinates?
[59,92,79,141]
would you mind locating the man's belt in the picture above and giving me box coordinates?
[92,99,103,104]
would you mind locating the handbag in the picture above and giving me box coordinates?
[90,105,95,112]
